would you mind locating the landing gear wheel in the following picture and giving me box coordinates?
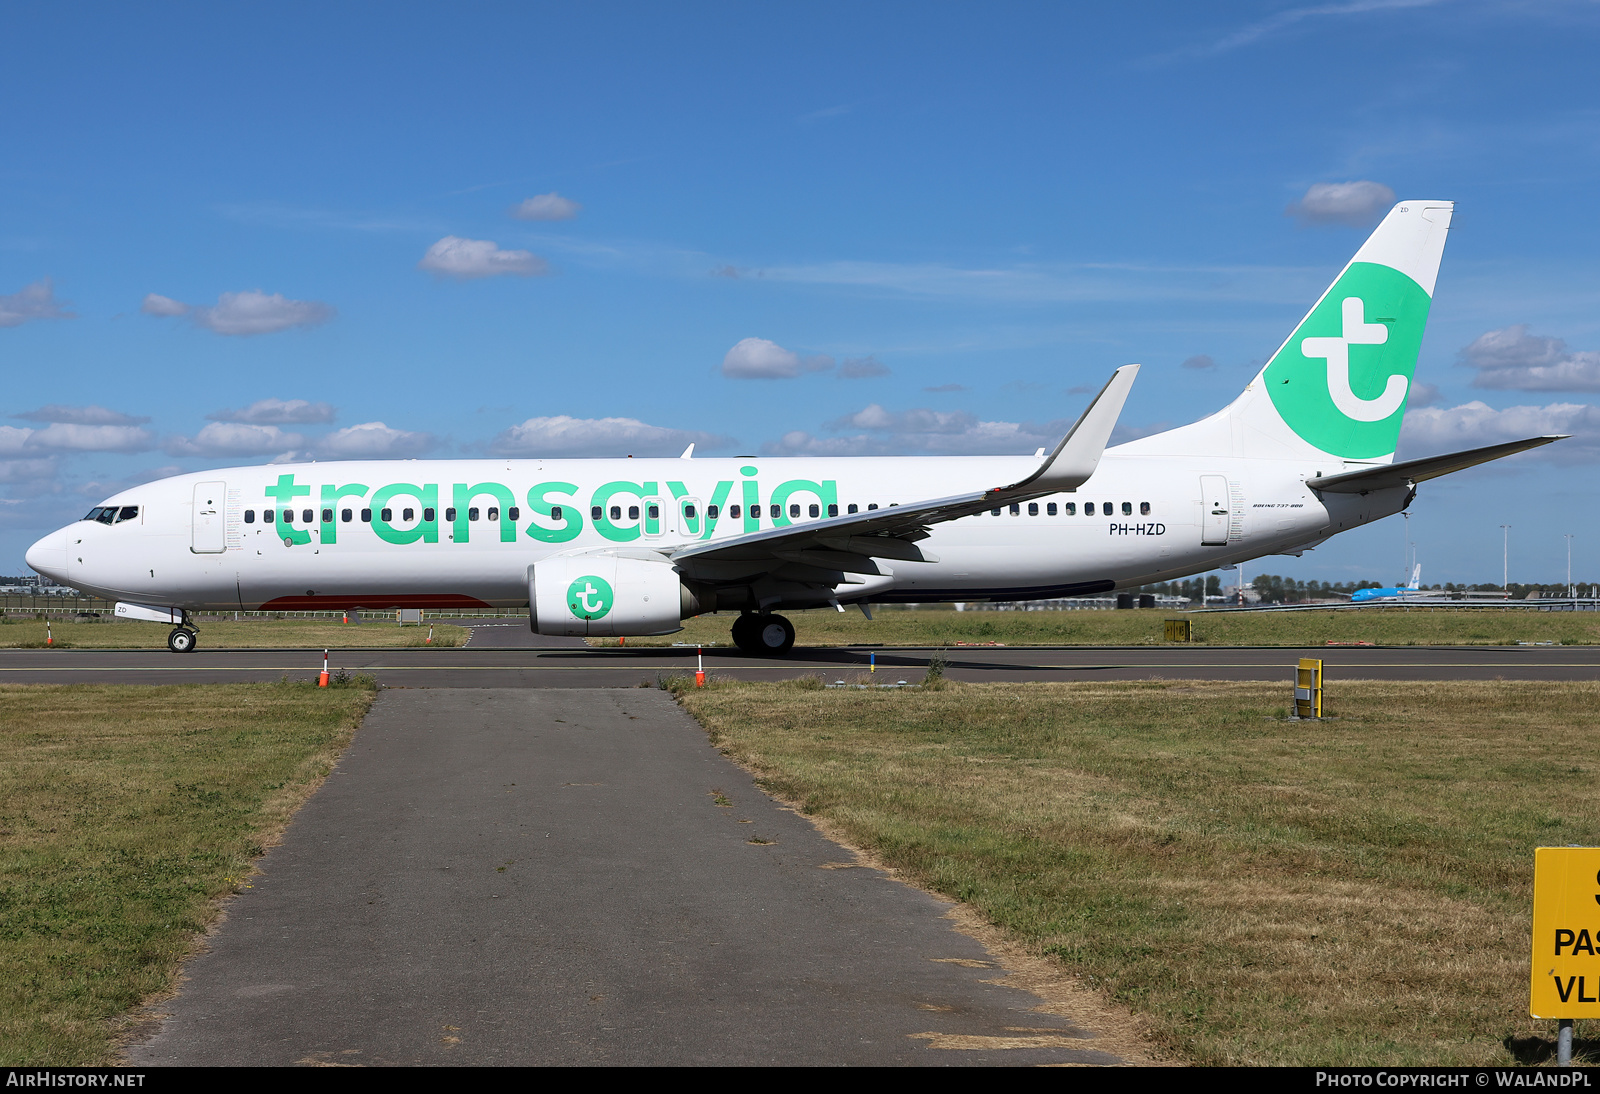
[730,613,794,656]
[730,613,760,654]
[167,628,198,653]
[754,614,795,656]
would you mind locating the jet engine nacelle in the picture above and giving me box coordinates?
[529,551,691,637]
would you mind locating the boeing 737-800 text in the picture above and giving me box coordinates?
[24,201,1563,654]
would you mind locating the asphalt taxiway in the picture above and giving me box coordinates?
[1,629,1593,688]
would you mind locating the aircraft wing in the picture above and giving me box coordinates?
[1310,435,1566,495]
[664,364,1139,582]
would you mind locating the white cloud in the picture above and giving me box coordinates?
[165,422,308,458]
[509,192,581,221]
[140,293,189,317]
[14,405,149,425]
[207,398,337,424]
[827,405,974,434]
[838,355,890,379]
[489,415,733,458]
[0,426,34,455]
[923,383,968,393]
[145,290,335,336]
[1399,401,1600,463]
[195,290,334,335]
[418,236,549,279]
[765,405,1075,456]
[721,337,834,379]
[315,422,437,458]
[0,279,74,327]
[1457,325,1600,392]
[1407,381,1443,408]
[10,423,157,454]
[0,457,57,485]
[1287,181,1396,227]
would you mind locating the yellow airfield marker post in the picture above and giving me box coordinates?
[1292,658,1322,719]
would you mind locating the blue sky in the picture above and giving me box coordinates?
[3,1,1598,586]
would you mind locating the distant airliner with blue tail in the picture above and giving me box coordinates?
[1350,564,1425,603]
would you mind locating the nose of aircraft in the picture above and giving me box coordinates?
[25,527,70,585]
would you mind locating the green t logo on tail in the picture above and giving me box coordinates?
[1264,261,1432,459]
[567,575,613,620]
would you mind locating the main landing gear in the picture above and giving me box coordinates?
[730,612,795,656]
[167,626,198,653]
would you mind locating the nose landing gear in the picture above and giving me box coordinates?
[167,626,198,653]
[730,612,795,656]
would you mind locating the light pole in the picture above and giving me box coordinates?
[1500,525,1511,598]
[1402,512,1411,584]
[1566,534,1574,598]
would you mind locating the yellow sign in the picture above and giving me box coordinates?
[1530,847,1600,1017]
[1164,619,1191,642]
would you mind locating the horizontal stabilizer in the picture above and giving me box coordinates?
[1311,435,1565,494]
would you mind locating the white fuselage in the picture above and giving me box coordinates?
[25,448,1406,614]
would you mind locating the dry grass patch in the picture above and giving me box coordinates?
[0,681,375,1064]
[595,608,1600,649]
[0,618,464,649]
[676,678,1599,1065]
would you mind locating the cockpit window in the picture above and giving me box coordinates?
[95,508,117,525]
[117,506,139,523]
[82,507,106,522]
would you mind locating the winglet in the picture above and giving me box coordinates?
[680,443,695,459]
[1003,364,1139,494]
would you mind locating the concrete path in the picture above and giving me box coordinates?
[127,689,1131,1066]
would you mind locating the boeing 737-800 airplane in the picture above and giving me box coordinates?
[24,201,1563,654]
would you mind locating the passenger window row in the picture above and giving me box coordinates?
[196,499,919,531]
[242,507,520,525]
[233,497,1153,533]
[587,502,848,522]
[987,501,1152,517]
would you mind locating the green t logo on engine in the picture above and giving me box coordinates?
[566,575,614,620]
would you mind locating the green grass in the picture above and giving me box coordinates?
[0,681,375,1064]
[0,618,465,649]
[593,606,1600,648]
[676,678,1599,1066]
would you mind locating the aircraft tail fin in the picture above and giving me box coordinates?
[1118,200,1454,464]
[1409,563,1422,590]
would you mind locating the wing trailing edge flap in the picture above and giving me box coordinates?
[1310,435,1565,495]
[668,364,1140,579]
